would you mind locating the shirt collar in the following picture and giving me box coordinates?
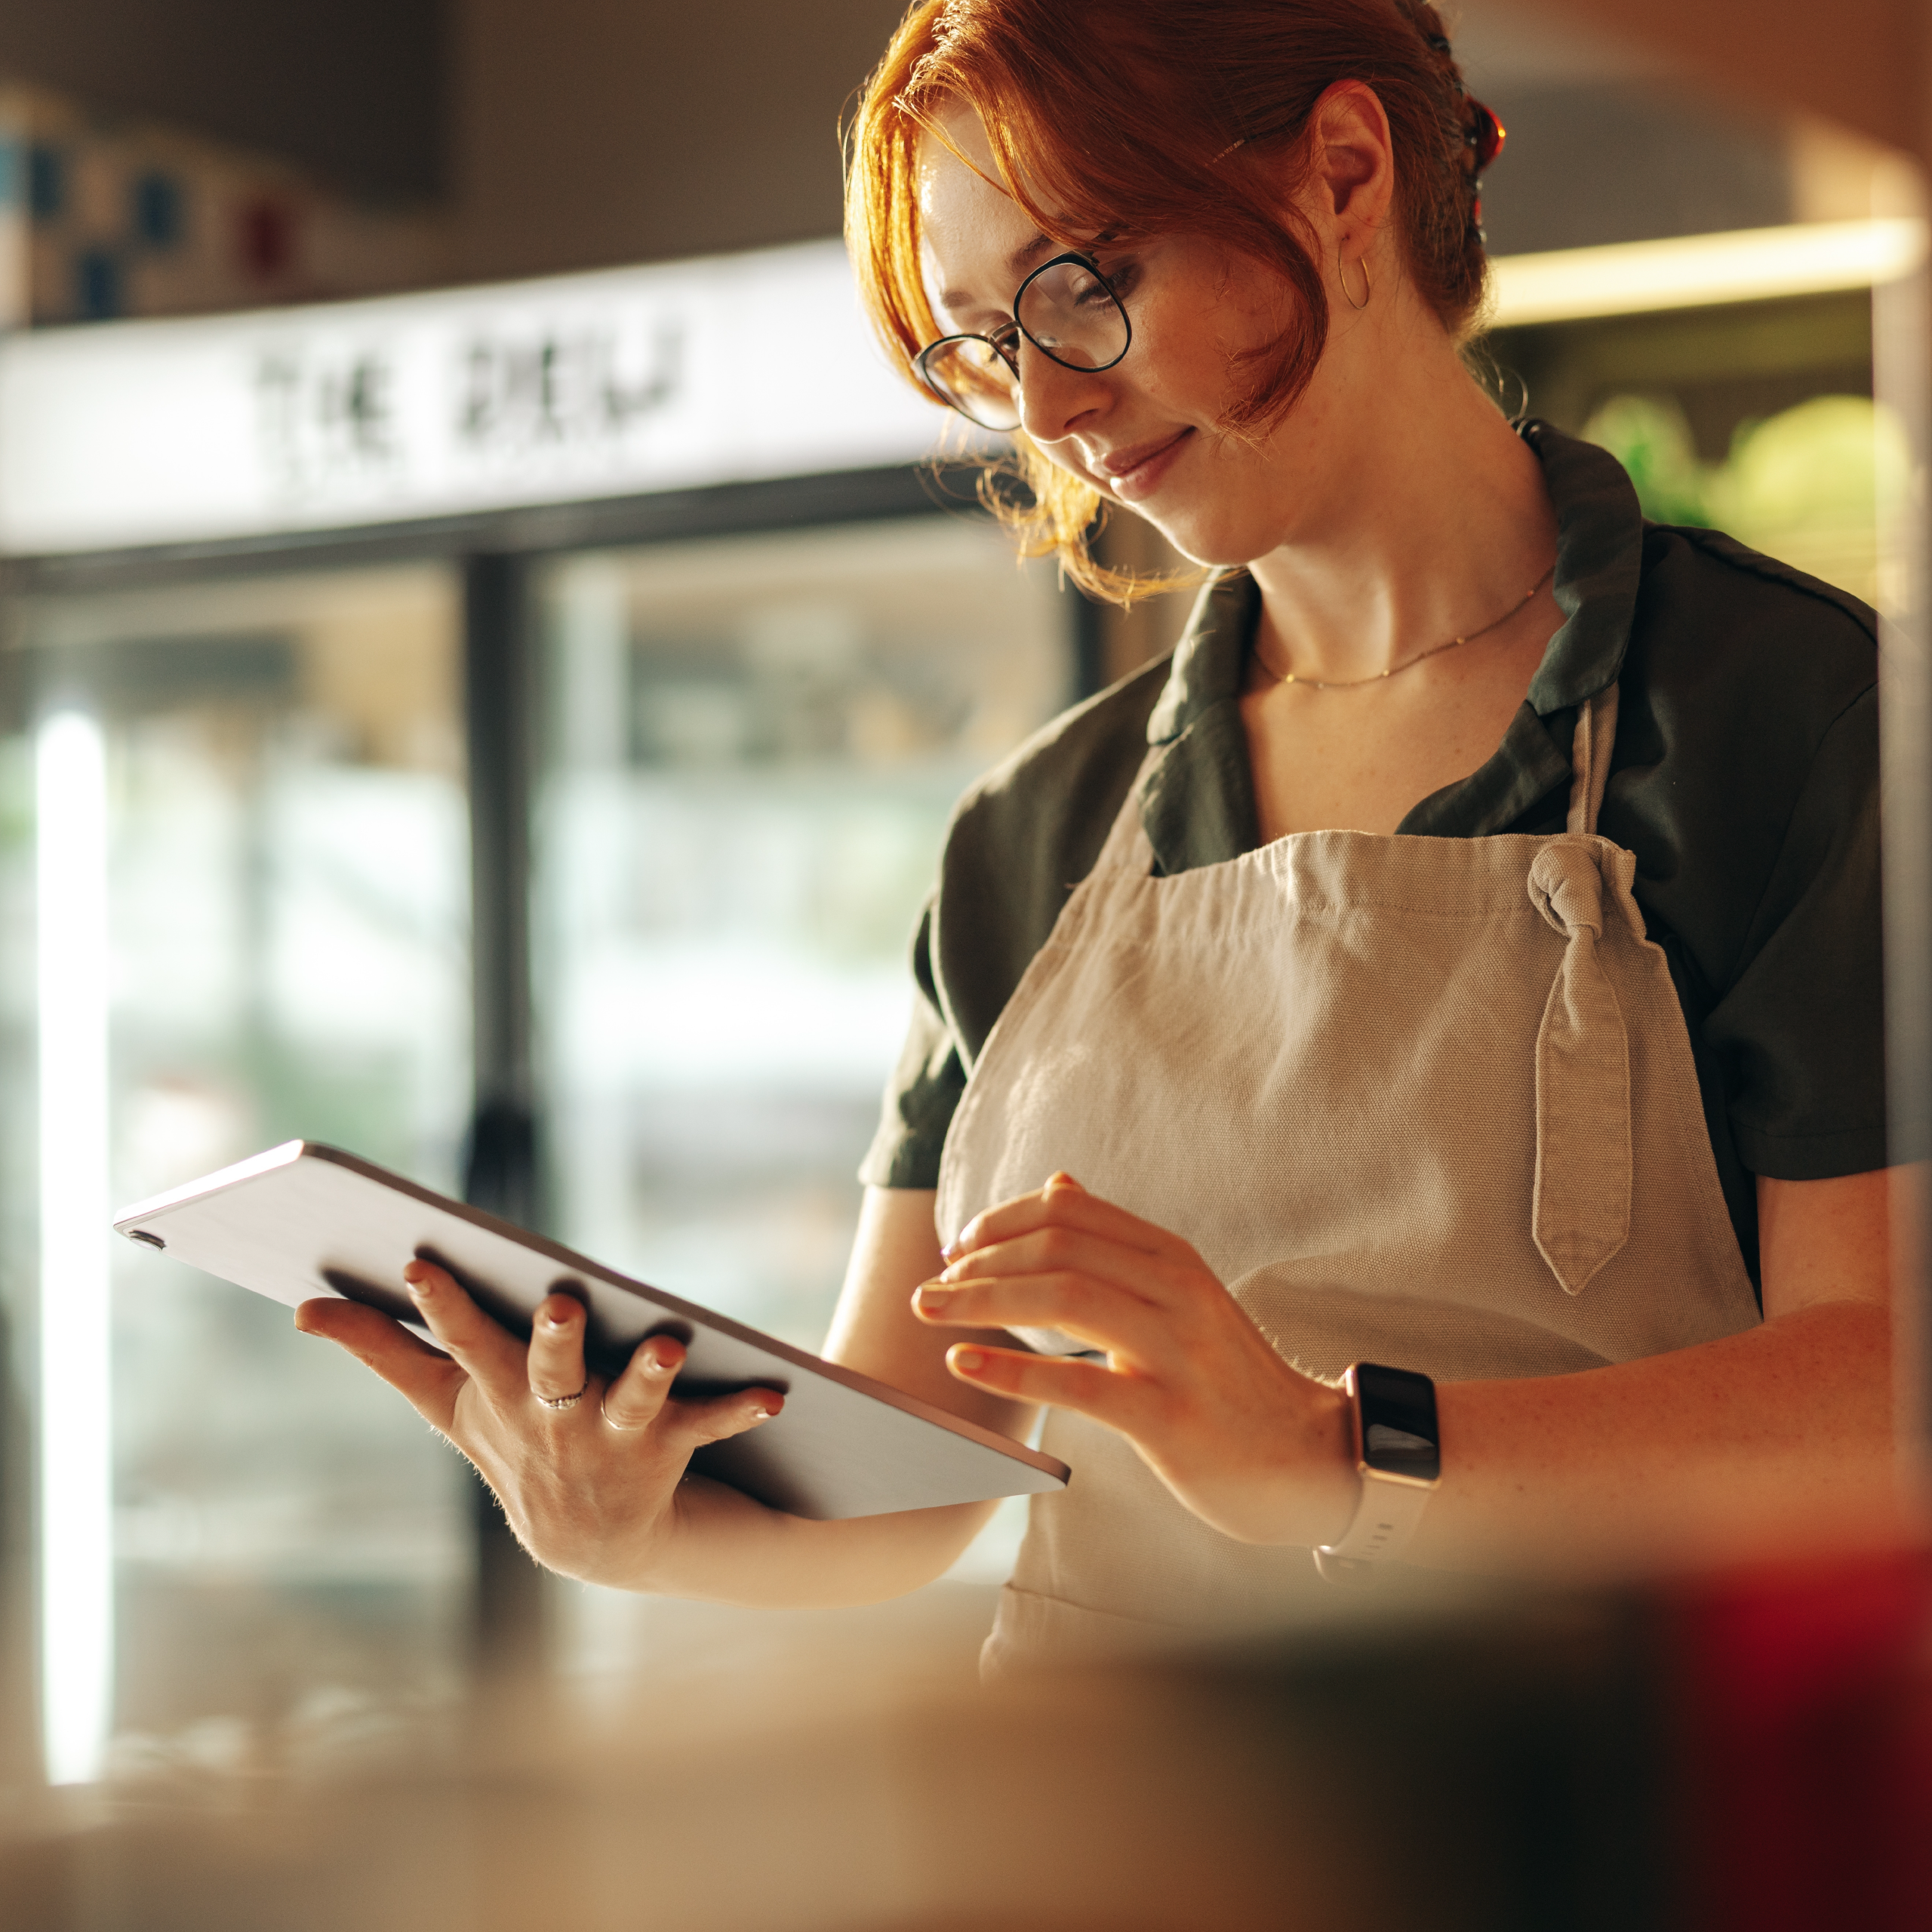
[1142,419,1642,748]
[1521,419,1644,712]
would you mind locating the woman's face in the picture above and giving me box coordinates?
[915,109,1357,567]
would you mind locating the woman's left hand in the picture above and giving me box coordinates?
[913,1174,1358,1547]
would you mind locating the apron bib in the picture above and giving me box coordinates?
[935,688,1761,1669]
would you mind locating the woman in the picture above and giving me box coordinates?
[300,0,1899,1663]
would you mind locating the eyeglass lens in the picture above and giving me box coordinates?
[920,337,1024,432]
[1016,258,1128,370]
[919,258,1129,431]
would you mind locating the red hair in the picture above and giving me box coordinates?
[844,0,1493,601]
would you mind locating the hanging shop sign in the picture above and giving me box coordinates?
[0,239,947,555]
[3,217,1918,559]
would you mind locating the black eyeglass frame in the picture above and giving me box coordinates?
[912,251,1134,430]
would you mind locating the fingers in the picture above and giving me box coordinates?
[312,1268,784,1471]
[598,1332,688,1432]
[665,1385,786,1447]
[528,1294,591,1406]
[921,1209,1204,1360]
[946,1174,1200,1269]
[913,1271,1166,1360]
[598,1332,780,1448]
[400,1260,531,1402]
[945,1342,1156,1430]
[937,1223,1181,1304]
[294,1297,466,1431]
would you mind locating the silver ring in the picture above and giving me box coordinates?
[598,1398,644,1431]
[536,1383,589,1411]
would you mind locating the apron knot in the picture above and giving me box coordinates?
[1525,840,1633,1295]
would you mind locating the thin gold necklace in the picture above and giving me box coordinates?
[1256,562,1556,692]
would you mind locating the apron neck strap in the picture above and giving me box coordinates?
[1565,685,1620,837]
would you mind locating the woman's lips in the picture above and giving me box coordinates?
[1096,428,1192,502]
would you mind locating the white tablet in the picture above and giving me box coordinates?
[113,1141,1069,1521]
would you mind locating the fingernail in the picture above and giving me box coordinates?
[915,1284,954,1314]
[1045,1171,1082,1192]
[940,1237,964,1262]
[951,1347,986,1374]
[406,1276,432,1302]
[751,1404,776,1421]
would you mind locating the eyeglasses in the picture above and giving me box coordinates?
[914,251,1133,432]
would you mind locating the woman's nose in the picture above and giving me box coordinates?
[1014,338,1109,443]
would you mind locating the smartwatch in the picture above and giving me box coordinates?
[1312,1362,1440,1583]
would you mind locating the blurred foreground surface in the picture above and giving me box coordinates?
[2,1552,1927,1932]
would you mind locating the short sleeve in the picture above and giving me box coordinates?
[857,895,964,1189]
[1703,687,1890,1177]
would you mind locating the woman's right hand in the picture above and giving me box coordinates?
[294,1260,783,1587]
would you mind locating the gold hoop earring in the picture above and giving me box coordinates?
[1339,248,1371,312]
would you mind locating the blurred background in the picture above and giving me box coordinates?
[0,0,1922,1873]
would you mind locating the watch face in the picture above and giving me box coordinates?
[1356,1362,1440,1482]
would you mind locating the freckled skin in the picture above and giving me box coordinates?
[918,94,1567,838]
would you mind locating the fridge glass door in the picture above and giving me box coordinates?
[536,516,1075,1354]
[5,561,472,1781]
[534,515,1075,1678]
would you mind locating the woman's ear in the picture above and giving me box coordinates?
[1308,79,1396,246]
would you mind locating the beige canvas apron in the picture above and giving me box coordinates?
[935,688,1761,1669]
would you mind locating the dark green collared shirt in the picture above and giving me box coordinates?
[860,423,1887,1284]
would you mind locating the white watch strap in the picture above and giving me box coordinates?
[1315,1467,1434,1570]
